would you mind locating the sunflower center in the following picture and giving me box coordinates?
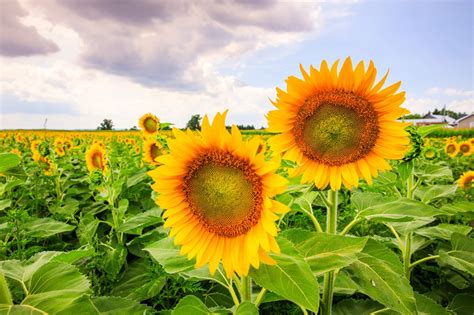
[183,150,262,238]
[144,118,157,132]
[447,144,456,153]
[460,144,469,153]
[150,144,161,160]
[293,91,379,166]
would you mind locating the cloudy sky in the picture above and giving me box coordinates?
[0,0,472,130]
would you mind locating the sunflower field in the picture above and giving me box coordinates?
[1,59,473,315]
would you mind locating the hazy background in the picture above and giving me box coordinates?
[0,0,472,130]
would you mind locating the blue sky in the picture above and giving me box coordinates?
[1,0,472,129]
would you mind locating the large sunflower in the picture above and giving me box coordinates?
[458,171,474,189]
[148,112,288,278]
[86,143,107,174]
[267,57,410,190]
[143,139,164,165]
[139,113,160,136]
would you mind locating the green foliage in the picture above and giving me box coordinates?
[185,114,202,130]
[97,119,114,130]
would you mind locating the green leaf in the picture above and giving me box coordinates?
[333,270,359,295]
[416,224,472,240]
[101,244,127,277]
[415,184,458,204]
[417,124,445,136]
[333,299,383,315]
[144,237,195,273]
[25,218,75,238]
[172,295,209,315]
[127,171,149,188]
[358,198,445,223]
[415,293,449,315]
[440,201,474,215]
[397,161,414,181]
[0,153,21,173]
[118,208,163,235]
[110,258,166,302]
[0,305,45,314]
[235,301,258,315]
[77,214,99,245]
[49,198,80,216]
[51,247,95,264]
[351,192,396,212]
[448,293,474,315]
[439,233,474,275]
[415,164,452,180]
[57,295,152,315]
[345,239,417,314]
[389,219,435,235]
[249,237,319,313]
[0,272,12,305]
[0,199,11,211]
[292,232,367,275]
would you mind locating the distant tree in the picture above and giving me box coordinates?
[130,125,138,130]
[97,119,114,130]
[401,113,422,119]
[236,124,255,130]
[186,114,202,130]
[432,108,467,120]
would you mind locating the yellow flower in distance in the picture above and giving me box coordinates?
[148,112,289,278]
[445,142,459,158]
[459,141,471,156]
[86,143,107,174]
[143,139,164,165]
[139,113,160,136]
[458,171,474,189]
[267,57,410,190]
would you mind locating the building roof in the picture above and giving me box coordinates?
[454,113,474,124]
[423,114,456,124]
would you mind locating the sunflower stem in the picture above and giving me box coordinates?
[340,217,362,236]
[322,189,338,315]
[409,255,440,270]
[254,288,267,307]
[404,164,415,280]
[240,276,252,301]
[228,278,240,307]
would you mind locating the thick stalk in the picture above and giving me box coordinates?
[240,276,251,301]
[321,190,338,315]
[404,232,412,280]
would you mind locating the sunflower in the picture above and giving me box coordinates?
[458,171,474,189]
[38,156,55,176]
[459,141,471,156]
[148,112,288,278]
[445,142,459,158]
[31,140,41,161]
[86,143,107,174]
[422,147,437,160]
[143,139,164,165]
[267,57,410,190]
[139,113,160,136]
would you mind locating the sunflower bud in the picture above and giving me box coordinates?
[89,169,103,185]
[402,125,423,162]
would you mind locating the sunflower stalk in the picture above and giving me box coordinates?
[403,164,415,280]
[321,189,338,315]
[240,275,252,301]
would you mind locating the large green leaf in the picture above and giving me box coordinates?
[415,184,458,204]
[235,301,258,315]
[345,239,417,314]
[292,232,367,275]
[110,258,166,302]
[416,224,472,240]
[57,295,151,315]
[439,233,474,275]
[0,153,21,173]
[0,305,45,314]
[389,218,435,235]
[415,163,452,180]
[172,295,209,315]
[249,237,319,313]
[145,237,195,273]
[357,198,445,223]
[25,218,75,238]
[440,201,474,215]
[333,299,384,315]
[0,199,11,211]
[415,293,449,315]
[448,293,474,315]
[118,208,163,235]
[350,192,396,212]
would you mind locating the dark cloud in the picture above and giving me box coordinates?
[0,0,59,57]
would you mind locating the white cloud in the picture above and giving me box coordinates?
[427,87,474,97]
[405,96,473,115]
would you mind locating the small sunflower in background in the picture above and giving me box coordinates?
[267,57,410,190]
[458,171,474,189]
[459,141,472,156]
[86,143,108,174]
[445,142,459,158]
[422,147,438,160]
[148,112,288,278]
[143,139,163,165]
[139,113,160,136]
[31,140,41,161]
[38,156,55,176]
